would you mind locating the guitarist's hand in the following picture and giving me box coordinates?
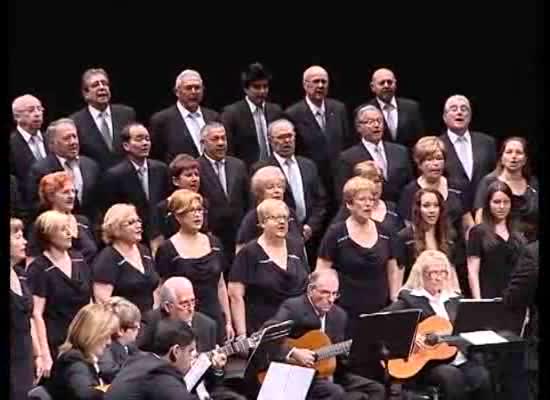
[291,348,316,367]
[415,334,430,351]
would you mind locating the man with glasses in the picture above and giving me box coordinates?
[270,269,386,400]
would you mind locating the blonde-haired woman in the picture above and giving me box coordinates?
[92,203,160,313]
[46,303,119,400]
[10,217,42,400]
[229,198,308,337]
[317,176,401,335]
[155,189,233,343]
[384,250,491,400]
[28,210,93,377]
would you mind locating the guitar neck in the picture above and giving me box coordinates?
[207,338,249,359]
[315,339,352,361]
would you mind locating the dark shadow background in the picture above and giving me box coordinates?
[8,4,542,174]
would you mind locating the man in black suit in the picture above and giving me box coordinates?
[10,95,49,209]
[368,68,425,149]
[439,95,497,211]
[221,62,284,168]
[286,65,355,216]
[150,69,220,164]
[251,118,327,265]
[100,122,170,246]
[198,122,250,264]
[26,118,101,222]
[70,68,136,170]
[271,269,385,400]
[336,105,413,204]
[137,277,245,400]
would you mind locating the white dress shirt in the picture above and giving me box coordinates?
[177,102,205,154]
[18,126,46,159]
[447,129,474,180]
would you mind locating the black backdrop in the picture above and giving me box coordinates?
[8,4,542,173]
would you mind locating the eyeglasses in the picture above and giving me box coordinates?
[123,218,142,226]
[265,215,289,222]
[186,207,204,215]
[358,118,384,126]
[177,298,196,310]
[425,270,449,279]
[124,323,141,331]
[315,288,341,299]
[19,105,45,113]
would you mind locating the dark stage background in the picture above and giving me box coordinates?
[8,5,542,174]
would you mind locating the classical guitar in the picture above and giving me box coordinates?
[385,315,457,379]
[258,330,352,382]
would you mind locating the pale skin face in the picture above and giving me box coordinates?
[123,125,151,160]
[50,183,76,213]
[269,122,296,158]
[48,221,73,251]
[259,177,285,201]
[309,274,340,315]
[419,192,440,226]
[346,189,376,222]
[52,123,80,160]
[176,74,203,111]
[83,72,111,110]
[356,109,384,143]
[13,95,44,132]
[165,286,196,324]
[176,200,204,233]
[443,96,471,134]
[10,228,27,264]
[489,191,511,222]
[260,204,289,239]
[174,341,197,375]
[245,79,269,105]
[422,261,450,295]
[173,168,200,192]
[303,66,329,104]
[202,126,227,161]
[370,68,397,103]
[500,140,526,173]
[117,212,143,244]
[419,150,445,181]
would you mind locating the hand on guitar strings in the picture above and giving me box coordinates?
[211,345,228,369]
[414,334,431,352]
[291,348,317,368]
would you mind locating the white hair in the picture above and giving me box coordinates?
[174,69,202,91]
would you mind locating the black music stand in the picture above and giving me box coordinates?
[349,309,421,400]
[453,298,526,336]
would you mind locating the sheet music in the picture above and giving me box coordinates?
[460,330,508,345]
[257,362,315,400]
[184,352,212,390]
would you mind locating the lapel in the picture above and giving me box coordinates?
[110,107,124,150]
[78,158,90,195]
[125,159,148,203]
[171,105,200,155]
[201,156,228,200]
[14,132,39,163]
[302,100,325,133]
[470,133,483,182]
[223,158,234,200]
[295,157,310,206]
[396,98,407,133]
[240,100,257,135]
[442,133,469,180]
[84,108,112,153]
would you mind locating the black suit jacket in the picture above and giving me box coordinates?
[100,158,170,242]
[336,141,413,204]
[149,104,220,164]
[71,104,136,170]
[368,97,425,148]
[285,98,355,204]
[439,131,497,210]
[221,99,284,168]
[137,309,217,353]
[251,155,328,236]
[384,289,462,323]
[198,155,250,259]
[26,154,101,221]
[9,129,51,198]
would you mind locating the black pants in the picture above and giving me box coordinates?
[308,372,386,400]
[418,360,492,400]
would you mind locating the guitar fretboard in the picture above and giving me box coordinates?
[315,339,352,360]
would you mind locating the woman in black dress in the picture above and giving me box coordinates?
[229,199,309,337]
[10,217,42,400]
[151,153,209,254]
[332,160,404,236]
[397,136,474,295]
[46,303,120,400]
[92,203,160,313]
[28,210,93,377]
[27,171,98,265]
[317,177,401,332]
[467,180,527,299]
[155,189,233,343]
[236,165,304,254]
[393,188,460,286]
[474,136,538,242]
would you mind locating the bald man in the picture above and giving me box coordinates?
[70,68,136,170]
[285,65,355,217]
[367,68,425,148]
[137,277,246,400]
[150,69,220,164]
[10,95,50,191]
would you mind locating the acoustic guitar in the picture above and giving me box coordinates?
[258,330,352,382]
[385,315,457,379]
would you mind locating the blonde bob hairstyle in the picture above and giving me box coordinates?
[59,303,120,363]
[101,203,139,244]
[353,160,383,182]
[402,249,461,294]
[256,198,289,224]
[167,189,203,216]
[250,166,286,202]
[33,210,72,251]
[412,136,446,168]
[342,176,376,205]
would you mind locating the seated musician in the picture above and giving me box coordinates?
[270,269,386,400]
[105,319,198,400]
[136,276,245,400]
[98,297,143,383]
[384,249,493,400]
[46,303,120,400]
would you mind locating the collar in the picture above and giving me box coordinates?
[88,104,111,120]
[362,138,383,152]
[410,288,457,303]
[130,159,148,172]
[203,152,225,166]
[305,96,325,115]
[273,151,296,166]
[447,129,471,144]
[17,126,44,143]
[56,154,79,166]
[377,96,397,110]
[245,96,265,114]
[177,101,202,118]
[306,294,326,318]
